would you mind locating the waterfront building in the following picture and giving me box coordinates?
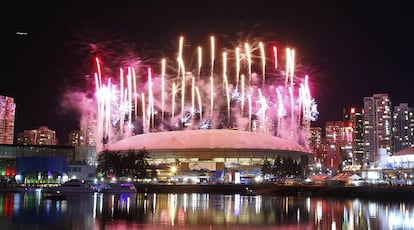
[15,156,68,184]
[67,164,96,182]
[16,126,58,145]
[104,129,312,183]
[363,93,392,168]
[0,95,16,145]
[360,146,414,185]
[73,146,97,165]
[0,144,96,183]
[385,146,414,170]
[393,103,414,153]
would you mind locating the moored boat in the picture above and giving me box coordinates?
[42,179,94,194]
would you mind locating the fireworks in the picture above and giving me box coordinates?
[92,35,318,150]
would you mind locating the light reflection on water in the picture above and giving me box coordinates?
[0,191,413,229]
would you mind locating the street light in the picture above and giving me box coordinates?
[170,166,177,175]
[170,165,178,184]
[316,162,322,174]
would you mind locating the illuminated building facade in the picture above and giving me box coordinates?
[363,93,392,167]
[16,126,58,145]
[392,103,414,153]
[105,129,312,182]
[309,127,322,148]
[349,107,364,167]
[68,130,84,146]
[0,144,97,182]
[69,127,96,147]
[308,127,324,172]
[325,121,353,171]
[0,95,16,144]
[81,115,96,146]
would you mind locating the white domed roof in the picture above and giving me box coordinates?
[105,129,309,153]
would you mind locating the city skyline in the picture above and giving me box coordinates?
[4,1,414,143]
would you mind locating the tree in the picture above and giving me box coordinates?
[96,150,122,177]
[285,156,295,176]
[261,158,273,175]
[271,156,303,178]
[272,156,283,178]
[96,148,151,179]
[134,149,150,179]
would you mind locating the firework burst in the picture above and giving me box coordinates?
[89,35,318,151]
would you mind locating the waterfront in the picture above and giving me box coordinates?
[136,183,414,201]
[1,190,413,229]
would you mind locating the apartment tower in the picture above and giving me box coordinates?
[363,93,392,167]
[0,95,16,144]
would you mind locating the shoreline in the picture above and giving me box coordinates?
[135,183,414,201]
[2,183,413,201]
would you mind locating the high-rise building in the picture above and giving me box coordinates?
[80,114,96,146]
[68,130,85,146]
[0,95,16,144]
[308,127,328,173]
[393,103,414,153]
[349,107,364,167]
[363,93,392,167]
[325,121,353,171]
[16,126,58,145]
[84,125,96,146]
[309,127,322,148]
[68,127,95,147]
[325,121,353,144]
[69,127,96,147]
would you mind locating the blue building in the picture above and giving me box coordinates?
[15,156,68,184]
[0,144,96,184]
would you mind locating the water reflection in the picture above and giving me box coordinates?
[0,191,413,229]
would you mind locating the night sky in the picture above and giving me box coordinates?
[4,1,414,144]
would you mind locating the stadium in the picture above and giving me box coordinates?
[104,129,312,183]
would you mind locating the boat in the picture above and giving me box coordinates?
[100,183,137,194]
[42,179,94,194]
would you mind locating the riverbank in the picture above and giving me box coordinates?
[135,183,414,201]
[303,184,414,200]
[3,183,413,201]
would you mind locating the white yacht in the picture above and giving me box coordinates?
[43,179,94,194]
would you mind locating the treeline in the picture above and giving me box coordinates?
[96,150,303,180]
[96,149,156,179]
[261,156,303,178]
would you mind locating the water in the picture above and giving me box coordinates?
[1,191,413,230]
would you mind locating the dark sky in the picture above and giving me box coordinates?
[4,1,414,144]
